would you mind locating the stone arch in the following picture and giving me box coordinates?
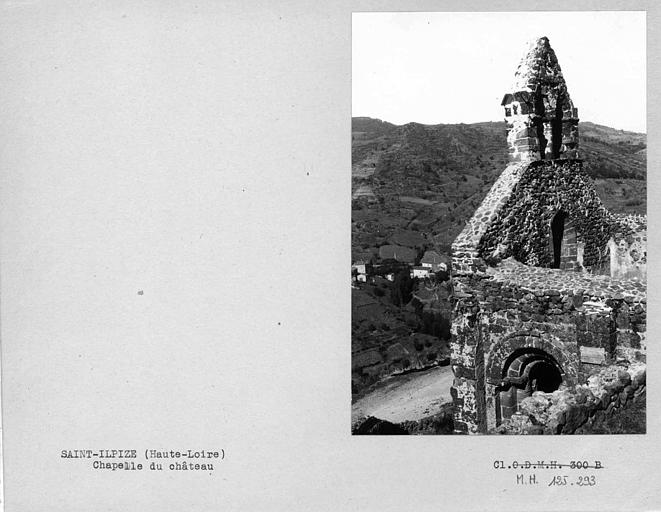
[486,332,576,425]
[486,332,573,385]
[505,348,563,390]
[496,348,564,424]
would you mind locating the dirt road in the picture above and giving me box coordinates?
[352,365,454,423]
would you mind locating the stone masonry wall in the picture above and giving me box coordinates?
[451,160,641,277]
[491,363,646,434]
[451,259,645,434]
[478,160,613,269]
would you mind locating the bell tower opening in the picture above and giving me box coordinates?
[551,96,564,158]
[533,86,547,160]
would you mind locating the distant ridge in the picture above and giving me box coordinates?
[352,116,646,181]
[351,117,646,259]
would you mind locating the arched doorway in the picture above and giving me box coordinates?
[495,348,564,425]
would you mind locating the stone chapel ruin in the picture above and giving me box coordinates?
[450,37,647,434]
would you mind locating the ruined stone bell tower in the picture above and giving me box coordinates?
[501,37,579,162]
[450,37,647,435]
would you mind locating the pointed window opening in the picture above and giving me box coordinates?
[551,211,567,268]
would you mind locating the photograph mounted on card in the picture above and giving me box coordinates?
[350,11,646,435]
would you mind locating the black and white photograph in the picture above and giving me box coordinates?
[351,12,647,435]
[1,2,660,510]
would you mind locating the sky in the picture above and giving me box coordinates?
[352,11,646,133]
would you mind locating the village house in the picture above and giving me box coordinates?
[411,266,431,279]
[420,250,449,272]
[351,260,371,282]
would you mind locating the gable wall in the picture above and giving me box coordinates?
[478,159,613,269]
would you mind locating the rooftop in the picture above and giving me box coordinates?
[421,250,448,264]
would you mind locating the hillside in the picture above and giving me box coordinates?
[351,116,646,399]
[351,117,646,260]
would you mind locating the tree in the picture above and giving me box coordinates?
[435,269,450,282]
[390,269,415,306]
